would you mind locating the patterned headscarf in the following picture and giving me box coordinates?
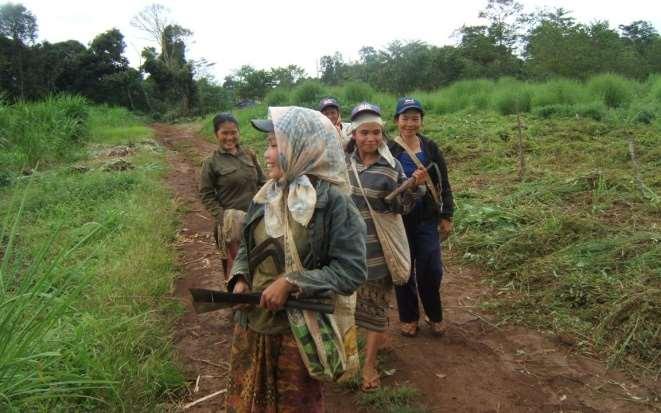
[253,106,350,238]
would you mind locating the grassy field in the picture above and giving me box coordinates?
[1,101,184,410]
[199,75,660,374]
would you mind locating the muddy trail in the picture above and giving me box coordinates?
[155,123,659,412]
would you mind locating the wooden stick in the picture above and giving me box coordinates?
[182,389,227,410]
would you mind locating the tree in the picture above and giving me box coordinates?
[0,3,38,99]
[270,65,306,88]
[478,0,524,50]
[228,65,274,100]
[319,52,347,85]
[0,3,37,44]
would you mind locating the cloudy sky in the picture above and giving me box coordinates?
[17,0,661,80]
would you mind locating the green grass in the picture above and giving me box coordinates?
[1,104,184,410]
[88,105,153,145]
[358,385,423,413]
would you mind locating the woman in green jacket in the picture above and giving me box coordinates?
[225,106,367,412]
[199,113,266,277]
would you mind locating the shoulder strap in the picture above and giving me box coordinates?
[393,136,441,205]
[350,160,375,216]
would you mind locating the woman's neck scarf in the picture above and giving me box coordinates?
[253,106,350,238]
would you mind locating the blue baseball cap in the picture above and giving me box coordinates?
[395,97,424,117]
[350,102,381,121]
[319,97,340,111]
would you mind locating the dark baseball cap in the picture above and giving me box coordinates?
[395,97,424,117]
[250,119,274,133]
[350,102,381,121]
[319,97,340,111]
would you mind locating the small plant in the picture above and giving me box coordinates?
[359,385,422,413]
[587,73,634,109]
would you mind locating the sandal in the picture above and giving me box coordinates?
[399,322,418,337]
[361,370,381,392]
[430,321,448,337]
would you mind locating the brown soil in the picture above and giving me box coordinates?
[155,123,659,413]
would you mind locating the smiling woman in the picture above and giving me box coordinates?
[199,113,266,277]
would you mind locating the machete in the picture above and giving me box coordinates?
[189,288,335,314]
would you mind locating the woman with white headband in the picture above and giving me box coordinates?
[346,102,425,392]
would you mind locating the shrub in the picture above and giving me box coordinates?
[292,80,326,108]
[531,79,590,107]
[494,84,532,115]
[532,104,574,119]
[264,88,291,106]
[342,81,375,106]
[575,102,607,121]
[587,73,634,109]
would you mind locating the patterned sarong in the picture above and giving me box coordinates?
[226,325,323,413]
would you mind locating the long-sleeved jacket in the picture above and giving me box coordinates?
[227,179,368,298]
[199,146,266,220]
[388,134,454,221]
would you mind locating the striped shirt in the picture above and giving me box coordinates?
[348,152,418,280]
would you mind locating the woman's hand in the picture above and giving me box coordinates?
[232,277,251,310]
[260,277,296,311]
[439,219,453,241]
[412,167,428,185]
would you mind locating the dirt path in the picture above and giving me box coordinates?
[156,123,659,413]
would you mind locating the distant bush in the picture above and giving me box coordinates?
[264,88,291,106]
[293,80,327,108]
[646,75,661,104]
[3,95,91,168]
[574,102,607,121]
[494,83,532,115]
[587,73,634,108]
[531,79,590,107]
[342,81,375,106]
[532,104,574,119]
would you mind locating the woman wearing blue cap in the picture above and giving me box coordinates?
[346,102,424,391]
[388,97,454,337]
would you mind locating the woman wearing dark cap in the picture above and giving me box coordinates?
[225,107,367,412]
[199,113,266,278]
[346,102,424,391]
[319,97,351,147]
[388,97,454,337]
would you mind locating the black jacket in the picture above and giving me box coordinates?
[388,134,454,221]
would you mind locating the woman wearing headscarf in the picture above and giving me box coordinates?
[388,97,454,337]
[224,106,367,412]
[199,113,266,277]
[345,102,424,391]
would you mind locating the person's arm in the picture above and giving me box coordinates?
[387,160,420,215]
[285,191,367,297]
[246,148,267,186]
[199,158,224,221]
[435,147,454,220]
[226,204,254,292]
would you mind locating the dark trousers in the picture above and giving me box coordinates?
[394,214,443,323]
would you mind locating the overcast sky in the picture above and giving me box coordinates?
[16,0,661,81]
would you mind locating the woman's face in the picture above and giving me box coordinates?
[396,109,422,137]
[264,134,283,180]
[321,107,340,126]
[216,122,239,152]
[353,122,383,155]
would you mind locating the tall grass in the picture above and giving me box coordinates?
[0,183,111,409]
[252,74,660,126]
[1,95,89,169]
[0,104,185,409]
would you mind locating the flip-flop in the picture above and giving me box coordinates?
[399,322,418,337]
[361,372,381,392]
